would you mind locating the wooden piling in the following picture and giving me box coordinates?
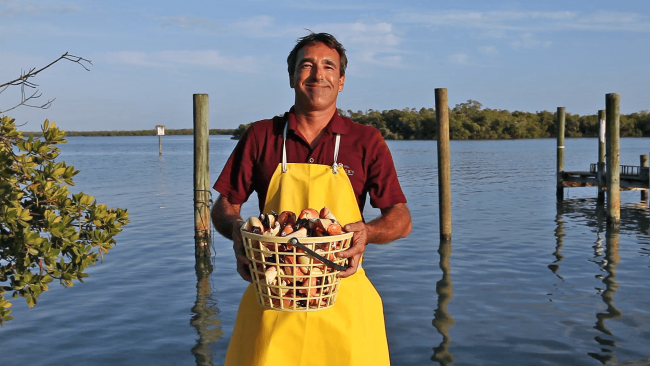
[556,107,566,201]
[641,155,648,201]
[597,110,606,203]
[193,94,211,257]
[606,93,620,227]
[435,88,452,240]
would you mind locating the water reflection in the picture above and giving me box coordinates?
[555,198,649,233]
[589,229,622,364]
[553,199,626,365]
[431,240,455,366]
[549,202,566,280]
[191,257,224,365]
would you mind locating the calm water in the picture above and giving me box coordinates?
[2,135,650,366]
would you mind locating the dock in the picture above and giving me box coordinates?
[561,163,649,191]
[556,93,649,226]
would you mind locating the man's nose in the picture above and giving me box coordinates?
[311,65,324,80]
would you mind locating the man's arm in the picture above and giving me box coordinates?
[211,194,243,240]
[366,203,412,244]
[337,202,411,278]
[211,194,252,282]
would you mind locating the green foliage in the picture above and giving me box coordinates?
[231,123,252,140]
[0,116,129,325]
[340,101,650,140]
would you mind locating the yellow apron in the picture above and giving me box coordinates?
[224,124,390,366]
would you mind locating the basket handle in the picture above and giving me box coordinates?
[288,238,349,272]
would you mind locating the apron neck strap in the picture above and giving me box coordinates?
[282,123,288,173]
[282,122,341,174]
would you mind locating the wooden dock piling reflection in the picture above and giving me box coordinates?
[431,240,454,366]
[191,257,223,364]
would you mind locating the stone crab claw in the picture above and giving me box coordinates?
[242,216,264,234]
[319,206,337,222]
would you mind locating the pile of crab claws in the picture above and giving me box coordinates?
[240,207,349,309]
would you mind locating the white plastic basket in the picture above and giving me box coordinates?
[241,230,353,312]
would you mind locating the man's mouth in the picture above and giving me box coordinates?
[305,82,330,88]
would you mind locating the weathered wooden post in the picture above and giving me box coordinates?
[606,93,620,227]
[556,107,566,201]
[597,110,606,203]
[156,125,165,155]
[193,94,211,257]
[435,88,452,240]
[641,154,648,201]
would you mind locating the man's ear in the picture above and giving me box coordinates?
[338,75,345,92]
[289,74,295,89]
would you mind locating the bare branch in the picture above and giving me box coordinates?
[0,52,92,89]
[0,52,92,114]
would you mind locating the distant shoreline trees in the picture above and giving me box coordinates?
[341,100,650,140]
[23,100,650,140]
[23,128,237,137]
[229,101,650,140]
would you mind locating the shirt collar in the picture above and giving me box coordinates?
[286,106,351,137]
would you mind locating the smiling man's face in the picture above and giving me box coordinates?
[290,42,345,113]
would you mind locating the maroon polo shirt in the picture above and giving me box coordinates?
[213,108,407,216]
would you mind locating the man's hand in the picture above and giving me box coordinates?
[336,221,368,278]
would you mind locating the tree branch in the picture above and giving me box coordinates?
[0,52,92,114]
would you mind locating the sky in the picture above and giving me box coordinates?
[1,0,649,132]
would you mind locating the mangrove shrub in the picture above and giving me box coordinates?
[0,116,129,325]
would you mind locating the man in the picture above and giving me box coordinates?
[212,32,411,366]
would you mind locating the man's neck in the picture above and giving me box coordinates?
[293,104,337,148]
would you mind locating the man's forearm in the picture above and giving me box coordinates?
[211,194,244,240]
[365,203,412,244]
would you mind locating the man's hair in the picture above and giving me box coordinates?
[287,32,347,77]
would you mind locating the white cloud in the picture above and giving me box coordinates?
[103,51,162,67]
[397,10,578,31]
[479,46,498,55]
[228,18,407,68]
[0,0,79,17]
[159,15,216,30]
[232,15,298,38]
[449,53,471,65]
[103,50,257,72]
[320,22,405,67]
[510,33,551,49]
[398,9,650,33]
[573,11,650,31]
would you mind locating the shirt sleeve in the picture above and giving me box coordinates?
[365,129,407,209]
[213,125,258,204]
